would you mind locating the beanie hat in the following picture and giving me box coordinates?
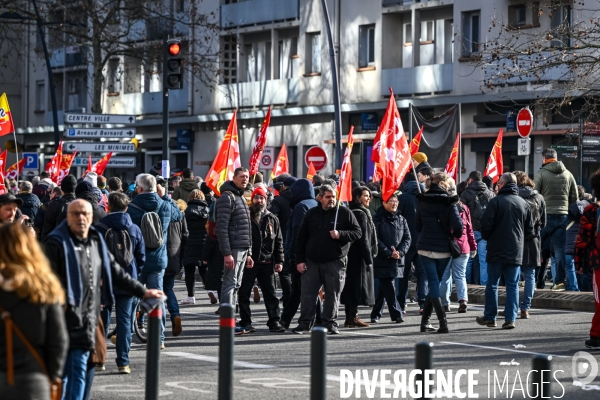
[412,152,428,164]
[251,186,268,199]
[200,182,212,195]
[75,181,94,198]
[84,172,98,187]
[61,175,77,193]
[283,176,298,187]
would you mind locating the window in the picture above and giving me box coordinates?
[67,76,84,111]
[404,23,412,44]
[551,2,571,47]
[462,11,480,56]
[359,24,375,68]
[306,32,321,73]
[508,5,527,27]
[221,35,237,84]
[35,81,45,111]
[421,21,434,42]
[107,58,121,93]
[532,2,540,26]
[175,0,185,12]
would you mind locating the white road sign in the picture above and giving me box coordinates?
[518,138,531,156]
[64,128,136,138]
[72,157,136,168]
[65,142,136,153]
[63,113,136,125]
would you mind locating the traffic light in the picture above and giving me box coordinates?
[165,39,183,90]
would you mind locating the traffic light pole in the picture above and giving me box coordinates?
[162,37,170,163]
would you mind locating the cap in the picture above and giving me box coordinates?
[84,172,98,187]
[251,186,268,199]
[0,193,24,207]
[412,152,428,164]
[282,176,298,187]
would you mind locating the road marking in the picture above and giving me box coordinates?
[163,351,278,369]
[438,341,569,358]
[94,384,173,396]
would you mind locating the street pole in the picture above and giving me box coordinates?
[320,0,342,171]
[162,37,170,164]
[579,117,583,185]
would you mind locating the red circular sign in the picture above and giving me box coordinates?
[304,146,328,171]
[517,108,533,138]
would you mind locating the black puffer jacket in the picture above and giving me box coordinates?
[416,184,463,253]
[166,217,189,276]
[373,206,411,278]
[268,188,293,243]
[41,193,76,240]
[215,181,252,256]
[518,186,547,266]
[460,180,495,231]
[16,192,41,220]
[183,199,209,266]
[251,210,284,264]
[398,179,424,247]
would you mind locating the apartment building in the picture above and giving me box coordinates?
[7,0,596,184]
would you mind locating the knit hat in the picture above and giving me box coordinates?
[412,152,428,164]
[75,181,94,198]
[200,182,212,195]
[61,175,77,193]
[282,176,298,187]
[84,172,98,187]
[251,186,268,199]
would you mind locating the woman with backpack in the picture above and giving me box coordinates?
[0,223,68,399]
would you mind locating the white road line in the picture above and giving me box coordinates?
[163,351,278,369]
[179,311,220,319]
[438,341,569,358]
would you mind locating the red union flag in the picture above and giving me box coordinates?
[378,88,412,202]
[306,161,316,182]
[249,106,272,176]
[5,158,26,180]
[48,141,64,183]
[409,126,424,156]
[444,133,460,180]
[338,127,354,202]
[272,143,289,178]
[90,152,113,176]
[0,149,7,176]
[0,93,15,137]
[205,110,241,196]
[57,151,78,185]
[483,128,504,184]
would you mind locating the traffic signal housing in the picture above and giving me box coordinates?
[165,39,183,90]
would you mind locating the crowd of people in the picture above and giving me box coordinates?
[1,149,600,400]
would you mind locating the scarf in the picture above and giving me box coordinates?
[543,157,557,165]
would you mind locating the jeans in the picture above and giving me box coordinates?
[396,247,428,309]
[440,253,469,306]
[238,263,281,328]
[577,270,593,292]
[139,269,166,343]
[419,255,451,298]
[102,296,136,367]
[484,263,520,322]
[163,274,181,320]
[471,231,488,285]
[221,249,248,309]
[520,265,536,311]
[565,255,580,291]
[371,277,402,320]
[542,214,568,286]
[62,348,91,400]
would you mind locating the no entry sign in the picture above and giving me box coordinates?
[517,108,533,138]
[304,146,328,171]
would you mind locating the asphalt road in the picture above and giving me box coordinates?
[91,280,600,399]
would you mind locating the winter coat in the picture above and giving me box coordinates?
[284,179,318,261]
[455,203,477,254]
[268,188,293,243]
[201,235,224,291]
[41,193,76,240]
[172,178,198,202]
[480,183,535,265]
[127,192,184,272]
[296,203,362,264]
[16,192,41,220]
[373,206,411,278]
[534,161,578,215]
[398,179,425,247]
[165,217,189,276]
[341,204,377,306]
[416,184,463,253]
[574,203,600,272]
[96,212,146,295]
[518,186,547,266]
[183,199,209,267]
[566,199,590,255]
[215,180,252,257]
[32,183,49,201]
[251,210,284,265]
[460,181,495,231]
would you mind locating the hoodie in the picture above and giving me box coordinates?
[284,179,318,260]
[534,161,578,215]
[172,178,198,202]
[268,188,293,242]
[183,199,209,266]
[460,180,495,231]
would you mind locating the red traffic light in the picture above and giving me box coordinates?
[168,43,181,56]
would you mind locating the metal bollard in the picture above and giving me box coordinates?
[531,355,552,399]
[218,304,235,400]
[311,327,327,400]
[415,342,434,400]
[142,296,166,400]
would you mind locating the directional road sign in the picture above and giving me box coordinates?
[65,142,136,153]
[64,128,136,138]
[63,113,136,125]
[72,156,136,168]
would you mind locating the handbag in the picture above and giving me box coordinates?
[0,304,62,400]
[437,215,462,259]
[90,316,107,365]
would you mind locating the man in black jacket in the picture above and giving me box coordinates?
[477,173,534,330]
[238,186,285,333]
[42,174,77,240]
[294,185,362,334]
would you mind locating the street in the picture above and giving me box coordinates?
[91,280,600,399]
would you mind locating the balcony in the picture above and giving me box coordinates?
[106,88,189,115]
[484,54,572,86]
[382,64,453,95]
[218,78,299,109]
[49,47,87,68]
[126,13,190,42]
[382,0,433,6]
[220,0,299,28]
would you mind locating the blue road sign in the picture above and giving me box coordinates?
[22,152,39,169]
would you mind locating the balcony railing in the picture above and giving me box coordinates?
[382,0,431,6]
[220,0,299,28]
[218,78,299,109]
[381,63,453,95]
[106,88,189,115]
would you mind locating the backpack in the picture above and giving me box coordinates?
[207,191,236,238]
[471,192,489,222]
[129,203,163,249]
[523,195,541,227]
[97,223,134,268]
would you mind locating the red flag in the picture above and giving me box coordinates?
[372,162,383,182]
[48,141,63,183]
[0,93,15,137]
[338,127,354,202]
[306,161,317,182]
[93,152,113,176]
[0,149,7,176]
[483,128,504,184]
[378,88,412,202]
[205,110,241,196]
[272,143,289,179]
[5,158,26,180]
[249,106,272,176]
[444,133,460,180]
[409,126,424,156]
[57,151,78,185]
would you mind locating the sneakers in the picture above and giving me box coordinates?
[518,280,525,287]
[172,316,182,337]
[234,326,246,335]
[498,310,505,317]
[181,296,196,305]
[215,307,220,315]
[502,321,516,329]
[179,270,186,281]
[327,327,340,335]
[253,286,261,303]
[207,291,218,304]
[584,337,600,349]
[242,325,256,333]
[476,316,497,327]
[110,334,117,345]
[444,305,452,313]
[370,317,380,324]
[291,325,310,334]
[520,310,530,319]
[269,323,286,333]
[551,283,565,291]
[161,343,165,350]
[95,364,105,372]
[344,317,370,328]
[394,316,405,324]
[458,301,467,313]
[118,366,131,374]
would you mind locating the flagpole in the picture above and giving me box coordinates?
[12,131,19,176]
[409,103,413,141]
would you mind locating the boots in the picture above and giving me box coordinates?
[431,297,448,333]
[420,296,436,332]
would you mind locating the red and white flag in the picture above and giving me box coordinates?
[272,143,289,179]
[0,149,6,194]
[306,161,316,182]
[205,110,241,196]
[444,132,460,181]
[0,93,15,137]
[338,127,354,202]
[249,106,272,176]
[483,128,504,184]
[5,158,26,180]
[409,126,424,156]
[48,141,63,183]
[57,151,78,185]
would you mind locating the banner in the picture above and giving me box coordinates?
[0,93,15,137]
[483,128,504,184]
[92,152,113,176]
[249,106,272,176]
[205,110,241,196]
[410,105,459,169]
[48,141,63,183]
[57,151,78,185]
[5,158,26,180]
[0,149,6,194]
[409,126,424,156]
[272,143,289,179]
[338,127,354,202]
[306,161,316,182]
[444,132,460,181]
